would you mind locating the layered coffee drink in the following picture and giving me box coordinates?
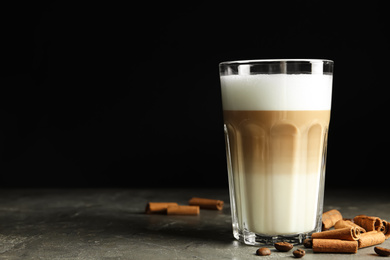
[220,68,332,243]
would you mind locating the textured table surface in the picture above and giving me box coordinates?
[0,188,388,259]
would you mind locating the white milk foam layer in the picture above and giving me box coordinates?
[220,74,332,111]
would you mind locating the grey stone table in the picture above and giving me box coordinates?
[0,188,389,259]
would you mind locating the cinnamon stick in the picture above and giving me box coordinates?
[334,219,366,233]
[382,220,390,239]
[188,197,224,210]
[312,227,360,241]
[353,215,383,232]
[145,202,178,214]
[358,231,386,248]
[322,209,343,230]
[167,205,200,215]
[312,239,358,253]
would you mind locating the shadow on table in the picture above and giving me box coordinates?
[129,208,234,245]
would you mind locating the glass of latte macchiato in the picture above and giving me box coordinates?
[219,59,333,245]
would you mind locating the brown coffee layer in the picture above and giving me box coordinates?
[224,110,330,176]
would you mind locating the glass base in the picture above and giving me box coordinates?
[234,228,316,246]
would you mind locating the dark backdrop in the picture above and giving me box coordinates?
[1,1,389,189]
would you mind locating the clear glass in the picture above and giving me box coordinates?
[219,59,333,245]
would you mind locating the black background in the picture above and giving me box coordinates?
[1,1,389,189]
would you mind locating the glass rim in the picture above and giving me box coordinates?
[219,59,333,66]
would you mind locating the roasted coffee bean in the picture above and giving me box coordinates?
[256,247,271,256]
[303,239,312,248]
[374,246,390,256]
[293,249,305,258]
[274,242,293,252]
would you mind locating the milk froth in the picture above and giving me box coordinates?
[220,74,332,111]
[221,74,332,236]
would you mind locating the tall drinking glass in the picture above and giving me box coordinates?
[219,59,333,245]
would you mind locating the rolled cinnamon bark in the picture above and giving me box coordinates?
[188,197,224,210]
[322,209,343,230]
[380,220,386,233]
[358,231,386,248]
[167,205,200,215]
[382,220,390,239]
[353,215,383,232]
[145,202,178,214]
[335,219,366,233]
[312,239,358,253]
[312,227,360,241]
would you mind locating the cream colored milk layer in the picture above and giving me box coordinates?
[221,74,332,236]
[220,74,332,111]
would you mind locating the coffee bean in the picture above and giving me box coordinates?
[374,246,390,256]
[274,242,293,252]
[303,239,312,248]
[256,247,271,256]
[293,249,305,258]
